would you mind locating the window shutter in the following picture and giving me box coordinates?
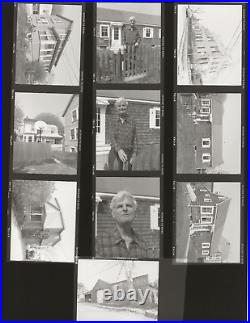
[149,108,155,128]
[143,27,147,38]
[150,204,160,230]
[150,28,153,38]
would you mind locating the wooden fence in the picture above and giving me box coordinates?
[13,142,51,168]
[96,44,160,82]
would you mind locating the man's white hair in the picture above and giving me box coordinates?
[110,190,137,210]
[129,16,136,21]
[114,97,128,107]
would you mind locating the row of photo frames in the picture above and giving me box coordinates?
[14,2,163,86]
[172,4,245,267]
[9,3,84,263]
[13,3,244,87]
[11,91,243,176]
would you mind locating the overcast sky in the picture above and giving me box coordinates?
[44,181,77,263]
[15,93,74,124]
[51,5,82,85]
[78,259,159,291]
[97,3,161,16]
[220,94,241,173]
[213,182,241,263]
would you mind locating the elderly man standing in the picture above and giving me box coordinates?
[95,191,150,258]
[123,16,141,49]
[108,97,137,171]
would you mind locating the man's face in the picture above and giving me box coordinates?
[112,196,136,225]
[116,100,128,118]
[130,19,136,27]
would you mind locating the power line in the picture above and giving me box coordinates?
[63,53,79,84]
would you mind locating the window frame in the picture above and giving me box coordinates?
[202,138,211,148]
[143,26,154,39]
[149,107,161,129]
[100,24,110,38]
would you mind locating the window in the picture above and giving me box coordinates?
[201,99,211,107]
[149,107,160,129]
[28,136,33,142]
[113,26,120,40]
[150,204,160,230]
[70,129,75,140]
[202,242,211,249]
[39,31,55,41]
[201,216,213,224]
[202,153,211,163]
[30,213,42,222]
[202,249,210,256]
[200,206,214,214]
[71,109,78,122]
[200,106,210,114]
[43,43,56,50]
[100,24,109,38]
[202,138,211,148]
[96,107,101,134]
[143,27,153,38]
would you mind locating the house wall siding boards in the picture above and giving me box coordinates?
[97,22,161,49]
[194,122,212,168]
[63,95,79,152]
[97,196,160,257]
[105,101,160,150]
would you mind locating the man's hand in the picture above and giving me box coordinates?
[134,42,138,47]
[130,153,136,164]
[118,149,127,163]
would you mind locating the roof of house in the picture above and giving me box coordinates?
[210,198,231,255]
[91,274,149,292]
[62,94,78,117]
[24,117,37,123]
[97,8,161,27]
[97,177,160,198]
[43,198,64,231]
[97,90,160,103]
[91,279,112,292]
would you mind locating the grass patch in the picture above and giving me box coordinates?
[52,151,78,169]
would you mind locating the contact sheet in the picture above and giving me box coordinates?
[2,2,247,321]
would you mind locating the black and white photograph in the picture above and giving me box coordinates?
[177,4,242,85]
[96,3,161,83]
[96,90,160,171]
[15,3,83,85]
[10,180,77,263]
[176,93,241,174]
[13,93,79,175]
[77,259,159,321]
[95,177,160,259]
[175,182,241,264]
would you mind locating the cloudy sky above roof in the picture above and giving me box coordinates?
[97,2,161,16]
